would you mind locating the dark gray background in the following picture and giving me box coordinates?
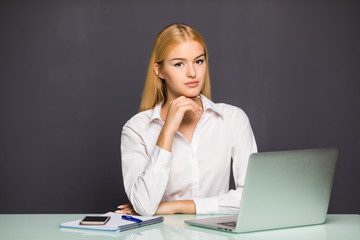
[1,0,359,214]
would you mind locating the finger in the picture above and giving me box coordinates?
[179,99,202,115]
[190,98,202,111]
[115,209,128,214]
[115,209,136,215]
[170,96,187,106]
[118,207,132,213]
[115,208,132,213]
[117,204,132,210]
[170,96,195,106]
[176,98,201,109]
[174,103,198,116]
[177,97,202,109]
[118,203,131,208]
[189,95,201,100]
[175,103,201,117]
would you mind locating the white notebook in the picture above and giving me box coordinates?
[60,212,164,232]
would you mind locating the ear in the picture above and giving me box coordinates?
[153,63,165,79]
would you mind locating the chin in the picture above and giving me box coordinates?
[183,92,201,98]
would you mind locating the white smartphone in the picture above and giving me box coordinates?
[79,216,111,225]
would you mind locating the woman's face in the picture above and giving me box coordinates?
[155,40,207,101]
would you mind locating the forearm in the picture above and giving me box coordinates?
[155,200,196,215]
[156,125,176,152]
[127,168,169,216]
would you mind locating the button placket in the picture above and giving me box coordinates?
[190,109,207,200]
[191,136,200,199]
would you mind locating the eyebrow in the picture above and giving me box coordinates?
[170,53,205,61]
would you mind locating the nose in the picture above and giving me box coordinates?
[186,63,196,78]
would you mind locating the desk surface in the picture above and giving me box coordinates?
[0,214,359,240]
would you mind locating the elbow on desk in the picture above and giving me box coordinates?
[132,201,157,216]
[129,193,158,216]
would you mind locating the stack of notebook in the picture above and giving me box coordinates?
[60,212,164,232]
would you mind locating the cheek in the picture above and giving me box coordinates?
[197,63,207,73]
[165,70,183,82]
[197,65,207,80]
[163,72,183,89]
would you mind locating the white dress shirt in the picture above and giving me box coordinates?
[121,95,257,216]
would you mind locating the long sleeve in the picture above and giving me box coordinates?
[120,96,257,216]
[193,113,257,214]
[121,124,173,216]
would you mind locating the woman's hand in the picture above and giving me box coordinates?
[164,96,202,132]
[115,203,137,215]
[157,96,202,151]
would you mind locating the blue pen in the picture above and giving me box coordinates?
[122,215,143,223]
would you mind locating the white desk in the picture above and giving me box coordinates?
[0,214,359,240]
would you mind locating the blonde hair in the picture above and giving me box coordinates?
[139,23,211,112]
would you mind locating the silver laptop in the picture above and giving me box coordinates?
[185,148,339,233]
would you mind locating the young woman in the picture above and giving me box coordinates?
[116,24,257,216]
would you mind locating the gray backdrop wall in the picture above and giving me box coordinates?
[1,0,359,214]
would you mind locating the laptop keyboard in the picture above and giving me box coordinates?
[217,221,236,228]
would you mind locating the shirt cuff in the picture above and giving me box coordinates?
[193,197,219,214]
[150,146,173,173]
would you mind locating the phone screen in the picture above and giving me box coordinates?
[80,216,110,225]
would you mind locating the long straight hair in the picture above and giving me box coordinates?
[139,24,211,112]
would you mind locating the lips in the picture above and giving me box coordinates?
[185,81,199,87]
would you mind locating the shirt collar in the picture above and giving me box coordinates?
[150,102,163,124]
[200,94,223,118]
[149,94,223,125]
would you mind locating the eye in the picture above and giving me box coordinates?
[195,59,204,64]
[174,62,183,67]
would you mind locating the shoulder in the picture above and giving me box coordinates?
[122,109,153,132]
[212,102,255,144]
[214,102,250,124]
